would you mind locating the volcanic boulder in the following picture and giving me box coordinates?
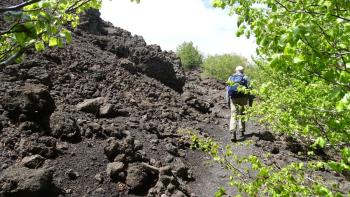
[3,83,55,128]
[0,166,59,197]
[126,163,157,195]
[50,111,81,142]
[76,97,105,114]
[106,162,125,181]
[21,155,45,169]
[18,136,58,159]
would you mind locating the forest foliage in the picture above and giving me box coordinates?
[175,41,252,80]
[213,0,350,146]
[0,0,140,66]
[201,54,250,81]
[176,41,203,70]
[0,0,103,66]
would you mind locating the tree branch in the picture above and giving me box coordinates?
[66,0,92,13]
[0,44,17,60]
[0,46,28,67]
[305,106,338,114]
[321,51,350,56]
[298,33,350,74]
[0,0,42,13]
[222,154,249,181]
[275,0,350,22]
[0,20,20,36]
[315,23,334,49]
[303,67,350,90]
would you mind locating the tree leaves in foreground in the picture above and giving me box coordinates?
[176,41,203,70]
[0,0,100,66]
[0,0,140,66]
[212,0,350,145]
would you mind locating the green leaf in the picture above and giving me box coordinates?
[316,162,324,169]
[284,43,294,55]
[236,25,245,37]
[341,147,350,163]
[212,0,225,9]
[35,41,45,51]
[315,185,332,195]
[42,34,49,42]
[71,21,79,28]
[336,93,350,111]
[346,63,350,69]
[40,2,51,8]
[312,137,326,149]
[15,32,27,45]
[60,28,72,43]
[215,187,226,197]
[327,161,343,173]
[340,71,350,83]
[293,56,304,64]
[49,37,58,47]
[57,38,64,48]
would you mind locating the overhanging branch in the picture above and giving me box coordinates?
[0,41,37,67]
[275,0,350,22]
[0,0,42,13]
[66,0,92,13]
[0,46,27,67]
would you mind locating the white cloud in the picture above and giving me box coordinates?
[100,0,257,59]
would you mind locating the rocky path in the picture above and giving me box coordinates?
[183,72,265,196]
[186,122,259,197]
[182,71,350,197]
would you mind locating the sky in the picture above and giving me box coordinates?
[100,0,257,59]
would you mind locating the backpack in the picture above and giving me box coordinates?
[227,74,249,98]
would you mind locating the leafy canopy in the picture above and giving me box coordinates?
[176,41,203,70]
[0,0,139,66]
[213,0,350,145]
[202,53,249,81]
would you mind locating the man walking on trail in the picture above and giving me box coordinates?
[226,66,250,142]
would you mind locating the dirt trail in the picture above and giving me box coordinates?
[183,71,263,196]
[182,71,350,197]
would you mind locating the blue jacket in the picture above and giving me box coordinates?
[225,73,250,103]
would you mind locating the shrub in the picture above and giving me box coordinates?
[176,41,203,70]
[201,54,250,81]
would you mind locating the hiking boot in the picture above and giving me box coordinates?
[231,131,237,142]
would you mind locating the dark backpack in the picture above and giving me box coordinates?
[227,74,249,98]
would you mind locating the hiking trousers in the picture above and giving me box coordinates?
[229,97,248,135]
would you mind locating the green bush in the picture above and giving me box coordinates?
[0,0,105,66]
[201,54,251,81]
[176,41,203,70]
[213,0,350,145]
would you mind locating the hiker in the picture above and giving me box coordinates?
[226,66,251,142]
